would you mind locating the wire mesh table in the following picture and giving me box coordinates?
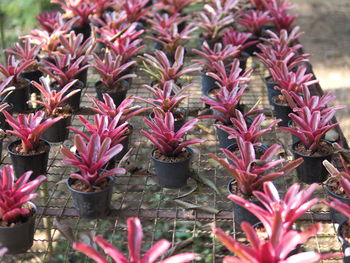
[2,55,345,262]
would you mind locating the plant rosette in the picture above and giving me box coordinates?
[0,202,37,254]
[67,176,115,219]
[291,140,333,184]
[51,80,84,113]
[149,110,186,133]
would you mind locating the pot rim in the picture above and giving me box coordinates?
[324,178,350,202]
[67,176,115,195]
[290,140,334,159]
[0,201,37,230]
[8,139,50,157]
[151,147,193,164]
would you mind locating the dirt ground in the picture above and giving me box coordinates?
[291,0,350,140]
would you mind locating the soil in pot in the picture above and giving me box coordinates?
[67,177,114,219]
[151,147,193,189]
[95,80,128,108]
[228,179,263,226]
[325,178,350,224]
[338,220,350,262]
[291,141,333,184]
[0,202,36,254]
[4,79,30,113]
[271,95,292,127]
[41,105,72,143]
[8,140,50,180]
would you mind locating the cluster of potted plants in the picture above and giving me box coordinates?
[0,0,347,260]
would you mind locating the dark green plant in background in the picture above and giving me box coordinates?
[0,0,56,61]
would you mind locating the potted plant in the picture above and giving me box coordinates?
[215,110,281,147]
[237,9,273,55]
[140,46,201,87]
[146,20,198,58]
[136,81,189,131]
[213,182,340,262]
[323,157,350,224]
[4,39,43,93]
[0,165,46,254]
[52,0,96,41]
[280,106,340,183]
[0,77,15,130]
[192,42,240,95]
[141,111,204,188]
[222,27,259,69]
[73,217,195,262]
[36,11,62,33]
[209,137,302,225]
[57,31,96,86]
[0,56,36,112]
[39,53,88,112]
[68,113,129,169]
[265,0,298,32]
[122,0,151,24]
[87,94,149,160]
[200,85,261,148]
[196,3,235,47]
[61,134,126,218]
[30,77,80,143]
[92,51,136,107]
[3,110,62,179]
[155,0,196,15]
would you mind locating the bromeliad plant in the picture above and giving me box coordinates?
[92,51,136,91]
[213,182,340,263]
[0,56,36,87]
[205,59,252,91]
[87,94,149,123]
[122,0,151,23]
[141,111,203,158]
[5,39,41,65]
[155,0,196,15]
[209,137,303,196]
[73,217,195,263]
[61,134,126,188]
[222,27,259,53]
[237,9,273,37]
[30,77,80,117]
[136,81,188,116]
[140,46,201,86]
[216,110,281,145]
[200,85,260,125]
[265,0,298,32]
[192,42,240,73]
[4,111,62,154]
[0,165,46,224]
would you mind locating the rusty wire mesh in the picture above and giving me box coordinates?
[1,55,345,262]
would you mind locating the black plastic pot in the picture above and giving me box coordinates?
[8,140,50,180]
[201,72,219,95]
[216,124,236,149]
[264,76,281,105]
[239,52,249,73]
[337,220,350,263]
[72,24,91,41]
[67,177,114,219]
[325,181,350,224]
[114,126,133,161]
[95,81,128,108]
[291,141,333,184]
[0,103,12,130]
[4,84,30,113]
[0,202,36,254]
[76,68,88,87]
[227,179,262,226]
[271,96,292,127]
[151,147,193,189]
[41,115,72,143]
[243,36,260,56]
[21,69,43,94]
[287,121,299,145]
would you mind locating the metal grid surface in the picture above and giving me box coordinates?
[2,57,345,262]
